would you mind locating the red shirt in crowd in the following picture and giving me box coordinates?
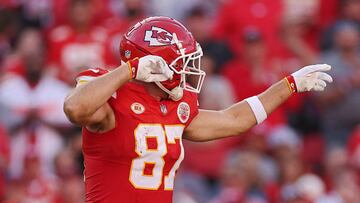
[0,125,9,199]
[213,0,283,55]
[47,24,113,83]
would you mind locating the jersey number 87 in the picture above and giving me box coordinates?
[129,124,185,190]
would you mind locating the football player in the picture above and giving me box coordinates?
[63,16,333,202]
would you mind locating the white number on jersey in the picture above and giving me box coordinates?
[129,124,185,190]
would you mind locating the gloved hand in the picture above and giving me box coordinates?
[127,55,174,82]
[285,64,333,93]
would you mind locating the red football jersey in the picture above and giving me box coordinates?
[76,68,199,203]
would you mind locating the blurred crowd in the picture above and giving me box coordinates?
[0,0,360,202]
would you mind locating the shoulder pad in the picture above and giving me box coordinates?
[75,68,109,84]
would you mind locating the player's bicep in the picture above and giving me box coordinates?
[84,103,115,133]
[64,81,115,132]
[184,109,239,142]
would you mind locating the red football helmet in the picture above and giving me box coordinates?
[120,16,206,100]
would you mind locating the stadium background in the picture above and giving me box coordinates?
[0,0,360,202]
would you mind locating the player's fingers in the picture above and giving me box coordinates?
[163,69,174,80]
[316,79,327,88]
[154,58,173,79]
[316,72,333,83]
[156,57,168,68]
[313,84,325,91]
[304,64,332,74]
[147,74,170,82]
[145,56,163,73]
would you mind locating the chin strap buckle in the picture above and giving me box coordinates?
[155,81,183,101]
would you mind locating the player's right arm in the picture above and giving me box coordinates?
[63,63,130,131]
[63,56,173,132]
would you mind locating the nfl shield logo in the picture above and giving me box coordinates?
[160,104,167,115]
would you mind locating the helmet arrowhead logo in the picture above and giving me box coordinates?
[144,26,174,46]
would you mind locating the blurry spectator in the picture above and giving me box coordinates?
[213,0,283,55]
[149,0,218,21]
[5,154,61,203]
[0,125,9,201]
[222,30,278,100]
[347,126,360,169]
[0,28,69,179]
[47,0,110,85]
[102,0,146,66]
[222,30,286,126]
[318,0,339,29]
[317,21,360,147]
[55,149,84,203]
[322,147,348,191]
[276,0,320,72]
[210,150,268,203]
[117,0,147,21]
[321,0,360,50]
[185,6,232,73]
[268,125,302,161]
[53,0,114,27]
[199,55,235,110]
[174,171,211,203]
[277,156,305,202]
[66,132,84,175]
[283,0,320,23]
[266,125,304,203]
[54,150,78,180]
[0,8,21,65]
[317,168,360,203]
[18,0,53,27]
[291,173,325,203]
[342,0,360,23]
[59,177,84,203]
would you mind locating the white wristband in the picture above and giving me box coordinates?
[245,96,267,124]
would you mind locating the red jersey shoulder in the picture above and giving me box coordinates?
[77,68,109,78]
[76,68,109,82]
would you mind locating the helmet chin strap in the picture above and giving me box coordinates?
[155,81,183,101]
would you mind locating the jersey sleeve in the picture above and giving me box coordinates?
[75,68,109,86]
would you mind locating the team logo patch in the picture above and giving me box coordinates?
[177,102,190,123]
[144,26,174,46]
[131,102,145,114]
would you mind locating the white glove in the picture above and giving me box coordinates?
[127,55,174,82]
[287,64,333,92]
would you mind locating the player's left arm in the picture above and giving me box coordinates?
[184,64,333,142]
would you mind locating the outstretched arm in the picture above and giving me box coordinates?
[185,64,333,142]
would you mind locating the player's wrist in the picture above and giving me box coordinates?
[126,57,139,80]
[284,75,297,94]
